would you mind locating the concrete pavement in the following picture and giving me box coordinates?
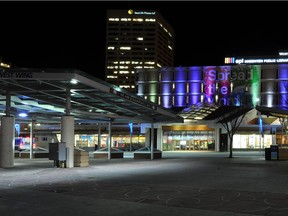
[1,151,288,216]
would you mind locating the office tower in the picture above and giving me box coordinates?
[105,9,174,93]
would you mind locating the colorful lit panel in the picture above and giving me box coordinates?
[161,83,172,108]
[218,66,231,105]
[161,68,173,81]
[230,65,248,106]
[174,68,187,107]
[224,57,235,64]
[160,69,173,108]
[174,67,187,81]
[251,65,261,107]
[203,66,216,104]
[188,66,202,105]
[278,64,288,107]
[261,65,277,107]
[174,82,186,107]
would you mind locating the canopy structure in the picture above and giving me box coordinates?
[0,68,183,124]
[178,102,253,123]
[256,105,288,119]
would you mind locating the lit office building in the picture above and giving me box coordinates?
[105,9,174,93]
[137,52,288,151]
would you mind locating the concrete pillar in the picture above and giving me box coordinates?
[0,116,15,168]
[151,123,154,160]
[61,115,74,168]
[156,126,162,150]
[215,127,220,152]
[145,128,150,147]
[108,121,111,160]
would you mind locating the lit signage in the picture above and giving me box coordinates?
[134,11,156,15]
[203,66,216,103]
[224,57,235,64]
[0,71,33,79]
[218,66,231,105]
[128,9,156,15]
[235,58,288,64]
[225,57,288,64]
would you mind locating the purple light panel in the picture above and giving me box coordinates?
[218,66,231,105]
[174,68,187,107]
[188,66,202,105]
[278,64,288,106]
[203,66,216,104]
[160,69,173,108]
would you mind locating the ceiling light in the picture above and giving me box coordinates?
[70,79,78,84]
[19,113,28,118]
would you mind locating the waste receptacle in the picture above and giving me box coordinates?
[270,145,279,160]
[265,148,271,160]
[49,142,67,167]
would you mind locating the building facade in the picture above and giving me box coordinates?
[105,9,174,93]
[137,54,288,152]
[137,64,288,109]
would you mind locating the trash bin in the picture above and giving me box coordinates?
[270,145,279,160]
[49,142,67,167]
[265,148,271,160]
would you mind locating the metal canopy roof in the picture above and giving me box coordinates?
[0,68,183,124]
[178,102,253,123]
[178,102,218,120]
[204,105,253,123]
[256,105,288,119]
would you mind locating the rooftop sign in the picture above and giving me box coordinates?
[235,58,288,64]
[128,9,156,15]
[225,51,288,65]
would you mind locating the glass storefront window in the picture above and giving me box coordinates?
[162,130,215,151]
[73,134,145,151]
[233,134,273,149]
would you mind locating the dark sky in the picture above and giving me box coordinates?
[1,1,288,80]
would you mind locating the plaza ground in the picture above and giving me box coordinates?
[1,151,287,216]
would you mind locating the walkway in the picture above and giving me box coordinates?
[0,151,287,216]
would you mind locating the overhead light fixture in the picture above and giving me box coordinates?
[19,113,28,118]
[70,79,78,84]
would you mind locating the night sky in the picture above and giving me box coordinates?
[1,1,288,80]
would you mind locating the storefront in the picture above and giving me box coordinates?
[161,125,216,151]
[73,133,146,151]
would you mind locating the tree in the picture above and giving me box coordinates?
[217,106,251,158]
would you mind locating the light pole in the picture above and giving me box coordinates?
[256,98,263,154]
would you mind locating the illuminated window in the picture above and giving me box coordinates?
[133,18,144,22]
[121,18,131,21]
[120,47,131,50]
[107,75,118,79]
[108,18,119,21]
[119,71,129,74]
[145,19,156,22]
[144,61,155,65]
